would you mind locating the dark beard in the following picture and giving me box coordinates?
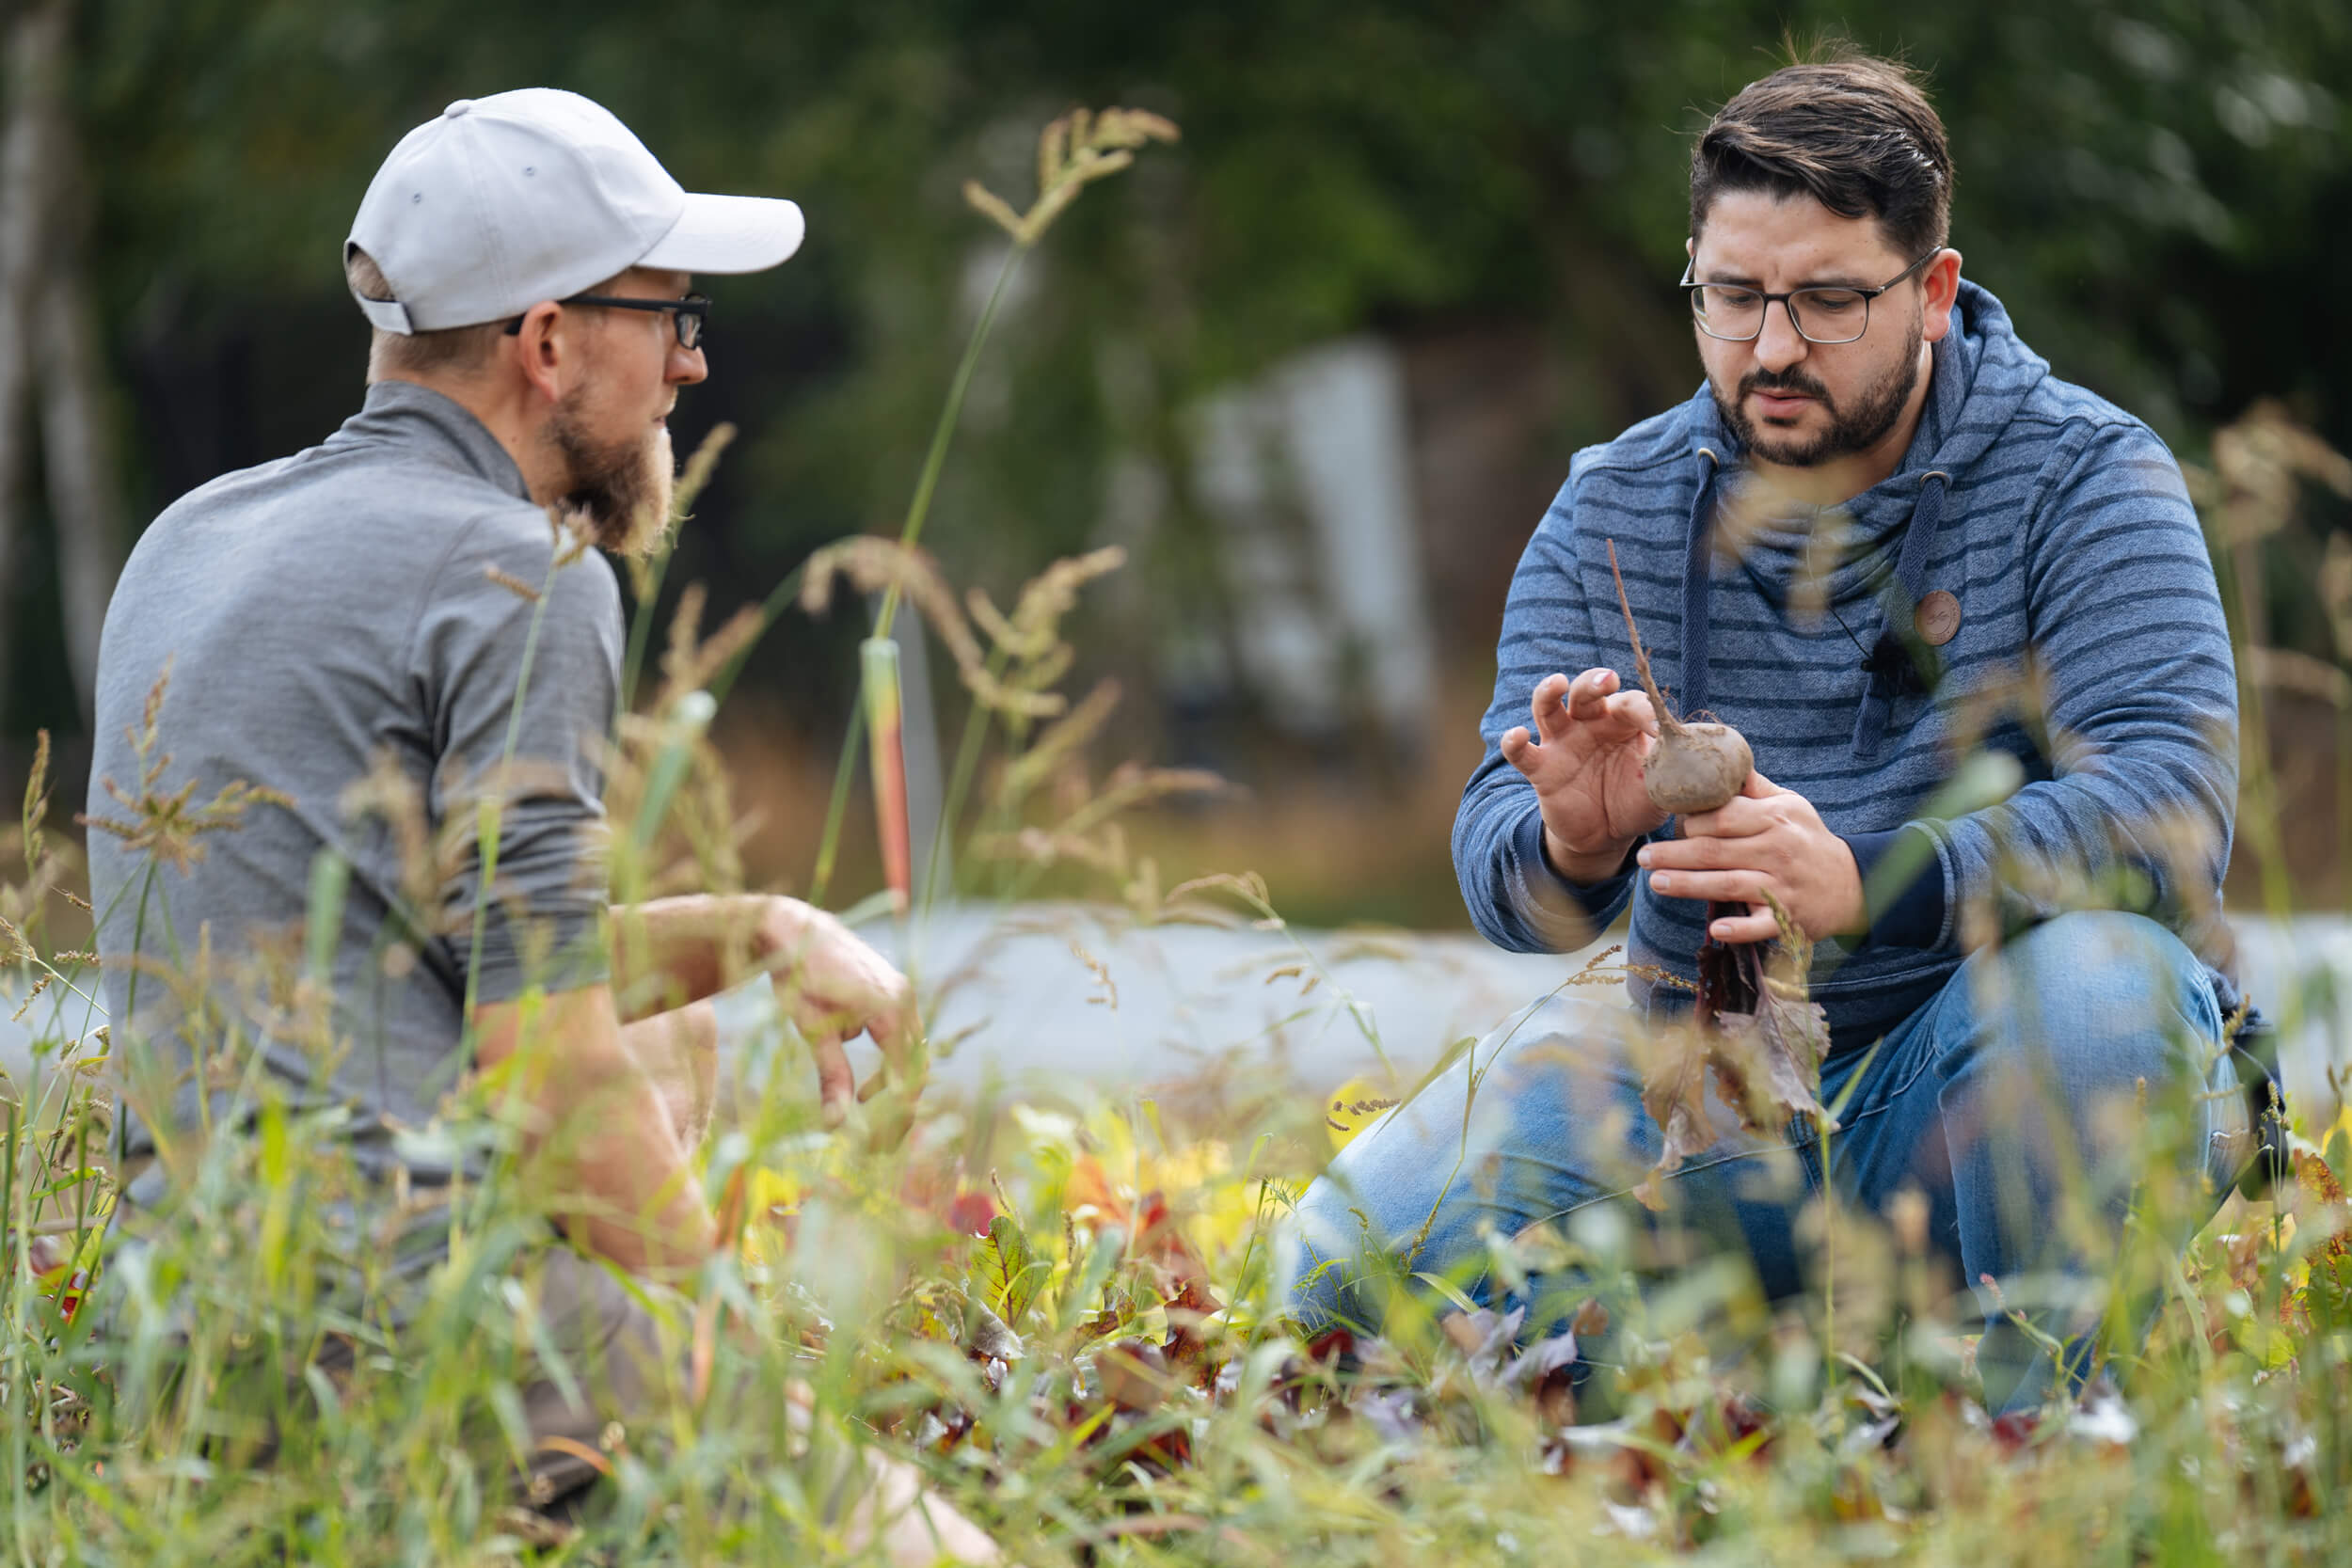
[548,392,674,557]
[1711,325,1923,467]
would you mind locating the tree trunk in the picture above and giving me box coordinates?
[39,180,122,722]
[0,0,75,749]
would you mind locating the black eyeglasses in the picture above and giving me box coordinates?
[502,293,710,349]
[1681,248,1942,345]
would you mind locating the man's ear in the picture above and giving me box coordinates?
[509,300,569,404]
[1920,249,1963,344]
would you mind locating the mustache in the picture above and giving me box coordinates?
[1740,368,1834,403]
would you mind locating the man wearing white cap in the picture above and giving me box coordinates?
[87,90,991,1557]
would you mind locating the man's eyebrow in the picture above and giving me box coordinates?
[1695,269,1876,289]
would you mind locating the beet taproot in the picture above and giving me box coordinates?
[1607,539,1753,816]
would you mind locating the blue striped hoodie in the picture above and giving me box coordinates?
[1454,280,2238,1053]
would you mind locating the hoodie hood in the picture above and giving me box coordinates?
[1686,279,2052,608]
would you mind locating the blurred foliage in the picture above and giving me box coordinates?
[8,0,2350,753]
[21,642,2352,1558]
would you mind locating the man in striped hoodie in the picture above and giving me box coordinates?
[1283,53,2249,1413]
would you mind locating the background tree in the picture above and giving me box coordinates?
[2,0,121,738]
[5,0,2345,913]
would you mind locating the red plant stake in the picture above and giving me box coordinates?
[862,635,914,914]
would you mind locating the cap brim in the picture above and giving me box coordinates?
[637,192,805,274]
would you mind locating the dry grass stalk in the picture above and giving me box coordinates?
[1001,679,1123,802]
[967,546,1128,665]
[76,662,292,876]
[963,109,1181,247]
[800,535,1065,719]
[659,581,766,712]
[2190,399,2352,548]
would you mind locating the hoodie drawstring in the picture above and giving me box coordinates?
[1674,458,1953,760]
[1675,448,1724,717]
[1851,469,1951,757]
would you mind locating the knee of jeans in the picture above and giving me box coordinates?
[1273,1174,1374,1332]
[1963,911,2221,1132]
[1986,911,2214,1041]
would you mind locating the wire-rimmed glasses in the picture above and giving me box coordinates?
[1681,248,1942,344]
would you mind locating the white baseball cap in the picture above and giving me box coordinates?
[346,88,805,334]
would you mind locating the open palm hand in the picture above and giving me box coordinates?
[1499,669,1669,880]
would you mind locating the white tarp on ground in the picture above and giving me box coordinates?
[830,906,2352,1105]
[14,906,2352,1114]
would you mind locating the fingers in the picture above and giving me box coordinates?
[1501,725,1539,781]
[791,983,925,1134]
[1654,771,1777,847]
[1706,906,1782,944]
[1677,802,1756,840]
[1518,671,1656,755]
[805,996,926,1140]
[866,984,925,1077]
[1643,866,1772,905]
[1641,822,1765,865]
[810,1032,856,1127]
[798,1022,924,1149]
[1565,669,1659,738]
[1636,858,1784,942]
[770,904,930,1106]
[859,1000,930,1130]
[1563,667,1613,720]
[1613,689,1661,739]
[1530,673,1574,742]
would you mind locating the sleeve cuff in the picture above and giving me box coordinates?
[1509,807,1635,942]
[1839,825,1948,951]
[460,907,612,1003]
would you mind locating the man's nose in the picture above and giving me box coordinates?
[669,341,708,386]
[1753,301,1809,373]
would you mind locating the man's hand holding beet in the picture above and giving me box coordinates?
[1639,770,1867,944]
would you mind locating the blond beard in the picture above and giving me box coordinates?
[605,423,675,559]
[549,397,676,559]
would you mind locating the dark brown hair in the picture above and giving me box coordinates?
[1691,52,1953,258]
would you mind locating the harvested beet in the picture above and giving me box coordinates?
[1645,720,1753,815]
[1607,539,1753,816]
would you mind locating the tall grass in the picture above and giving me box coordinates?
[9,119,2352,1566]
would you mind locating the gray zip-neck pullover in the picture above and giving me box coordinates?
[88,379,620,1201]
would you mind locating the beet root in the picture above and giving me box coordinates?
[1604,539,1756,816]
[1644,721,1753,816]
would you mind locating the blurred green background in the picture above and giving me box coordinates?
[3,0,2346,926]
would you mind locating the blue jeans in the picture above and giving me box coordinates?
[1279,911,2246,1414]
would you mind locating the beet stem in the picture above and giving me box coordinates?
[1606,539,1685,737]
